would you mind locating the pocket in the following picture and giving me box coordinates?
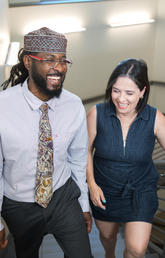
[1,197,34,237]
[140,190,158,217]
[2,196,21,216]
[70,178,81,200]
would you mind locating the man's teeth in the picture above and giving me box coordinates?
[47,76,60,80]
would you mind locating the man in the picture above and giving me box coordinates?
[0,27,92,258]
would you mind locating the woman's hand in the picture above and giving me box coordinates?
[89,183,106,210]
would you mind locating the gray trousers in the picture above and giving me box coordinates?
[2,177,92,258]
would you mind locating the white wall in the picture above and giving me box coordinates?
[8,0,157,99]
[149,84,165,112]
[153,0,165,81]
[0,0,10,84]
[146,0,165,112]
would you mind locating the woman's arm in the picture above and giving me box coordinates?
[154,109,165,149]
[86,106,106,210]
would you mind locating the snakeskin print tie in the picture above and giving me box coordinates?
[35,103,54,208]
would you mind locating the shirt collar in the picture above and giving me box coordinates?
[22,79,58,111]
[105,101,149,121]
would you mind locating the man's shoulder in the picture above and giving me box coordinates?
[0,84,22,99]
[62,89,81,101]
[0,84,22,110]
[61,89,82,104]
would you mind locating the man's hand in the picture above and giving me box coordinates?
[0,228,8,249]
[83,212,92,233]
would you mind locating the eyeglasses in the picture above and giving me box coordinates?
[28,54,72,68]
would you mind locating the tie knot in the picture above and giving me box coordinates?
[40,103,48,113]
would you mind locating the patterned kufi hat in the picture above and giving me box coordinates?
[24,27,67,54]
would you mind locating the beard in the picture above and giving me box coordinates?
[31,63,66,98]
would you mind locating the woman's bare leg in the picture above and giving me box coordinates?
[95,219,119,258]
[124,221,152,258]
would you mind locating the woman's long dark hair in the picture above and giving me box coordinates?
[105,58,150,113]
[1,48,35,90]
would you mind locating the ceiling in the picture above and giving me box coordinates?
[8,0,112,7]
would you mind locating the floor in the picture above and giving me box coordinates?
[39,221,158,258]
[39,221,125,258]
[0,221,158,258]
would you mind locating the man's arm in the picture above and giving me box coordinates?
[67,104,92,232]
[0,138,8,249]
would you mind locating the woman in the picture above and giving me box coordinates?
[87,58,165,258]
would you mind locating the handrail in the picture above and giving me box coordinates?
[148,160,165,257]
[150,81,165,87]
[149,241,164,256]
[154,216,165,225]
[154,160,165,169]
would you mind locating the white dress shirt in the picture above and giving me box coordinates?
[0,80,89,230]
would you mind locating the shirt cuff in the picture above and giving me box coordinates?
[78,197,90,212]
[0,217,4,231]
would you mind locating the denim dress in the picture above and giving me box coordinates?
[90,102,159,223]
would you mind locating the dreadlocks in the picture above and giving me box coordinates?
[1,48,35,90]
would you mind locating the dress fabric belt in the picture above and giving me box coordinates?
[122,181,140,214]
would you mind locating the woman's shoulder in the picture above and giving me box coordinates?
[87,102,105,116]
[87,105,96,117]
[143,104,156,113]
[87,102,106,125]
[155,109,165,126]
[87,102,113,120]
[141,104,157,119]
[154,109,165,146]
[95,101,111,112]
